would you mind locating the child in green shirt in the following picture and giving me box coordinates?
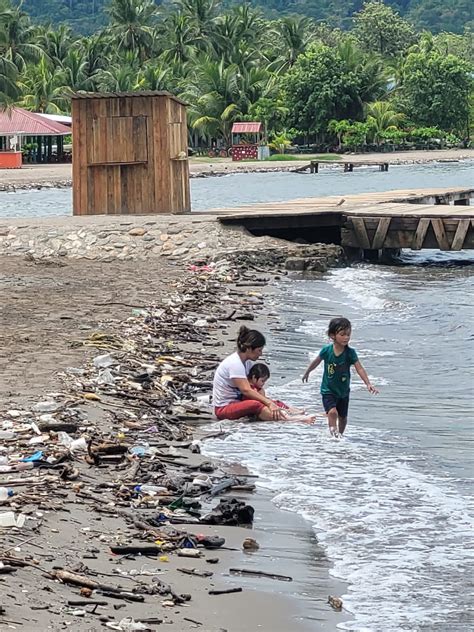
[302,317,378,436]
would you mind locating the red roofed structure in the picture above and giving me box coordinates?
[230,121,268,161]
[0,107,71,136]
[0,107,71,167]
[231,122,262,134]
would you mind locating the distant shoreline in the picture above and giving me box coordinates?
[0,148,473,192]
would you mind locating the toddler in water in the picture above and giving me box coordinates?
[247,363,315,422]
[302,317,378,436]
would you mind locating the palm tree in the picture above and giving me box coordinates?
[366,101,404,144]
[18,57,67,113]
[328,119,351,150]
[159,11,197,65]
[137,59,176,91]
[337,39,388,119]
[0,53,18,107]
[212,5,265,65]
[78,32,111,89]
[107,0,156,60]
[0,1,43,71]
[185,58,242,147]
[95,52,141,92]
[61,48,91,92]
[177,0,218,48]
[35,24,73,67]
[274,16,313,71]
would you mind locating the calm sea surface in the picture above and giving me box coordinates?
[1,160,473,631]
[0,160,473,217]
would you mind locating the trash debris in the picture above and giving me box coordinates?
[0,245,335,629]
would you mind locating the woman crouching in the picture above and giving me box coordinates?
[212,326,286,421]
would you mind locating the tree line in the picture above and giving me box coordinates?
[18,0,474,35]
[0,0,472,151]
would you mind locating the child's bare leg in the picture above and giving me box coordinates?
[327,407,338,434]
[338,416,348,435]
[258,406,287,422]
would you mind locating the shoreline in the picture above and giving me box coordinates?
[1,148,473,191]
[0,244,348,630]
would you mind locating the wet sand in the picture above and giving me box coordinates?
[1,148,472,189]
[0,255,347,631]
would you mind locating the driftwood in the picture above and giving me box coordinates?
[109,545,162,556]
[229,568,292,582]
[51,569,143,602]
[208,587,242,595]
[177,568,213,578]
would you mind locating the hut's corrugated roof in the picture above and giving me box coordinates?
[0,107,71,136]
[232,122,262,133]
[71,90,187,106]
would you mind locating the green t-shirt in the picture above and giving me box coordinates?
[319,344,359,398]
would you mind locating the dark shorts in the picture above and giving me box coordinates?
[322,394,349,418]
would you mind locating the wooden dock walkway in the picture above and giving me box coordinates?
[211,187,474,252]
[294,159,389,173]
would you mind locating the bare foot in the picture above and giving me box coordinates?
[287,414,317,425]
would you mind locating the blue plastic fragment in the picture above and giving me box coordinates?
[21,451,44,462]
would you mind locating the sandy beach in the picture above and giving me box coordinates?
[0,148,472,190]
[0,247,346,631]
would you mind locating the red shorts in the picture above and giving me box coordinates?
[214,400,265,420]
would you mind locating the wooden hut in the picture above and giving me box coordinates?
[72,91,190,216]
[231,122,268,161]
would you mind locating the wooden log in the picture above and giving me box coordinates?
[229,568,292,582]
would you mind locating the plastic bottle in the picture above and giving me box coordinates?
[134,484,168,496]
[0,487,13,502]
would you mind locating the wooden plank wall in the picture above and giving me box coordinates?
[72,94,190,216]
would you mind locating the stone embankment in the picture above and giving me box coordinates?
[0,214,344,272]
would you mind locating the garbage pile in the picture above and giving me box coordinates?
[1,245,346,627]
[0,261,270,628]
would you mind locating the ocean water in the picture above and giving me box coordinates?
[0,159,473,217]
[203,251,474,632]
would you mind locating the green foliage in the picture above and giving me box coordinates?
[0,0,471,145]
[281,41,386,134]
[269,128,295,153]
[12,0,473,35]
[407,126,443,140]
[396,49,472,135]
[353,1,417,57]
[366,100,404,143]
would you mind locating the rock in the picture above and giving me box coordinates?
[285,257,307,271]
[128,227,147,236]
[172,247,189,256]
[242,537,259,551]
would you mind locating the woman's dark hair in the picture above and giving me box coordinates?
[237,326,266,352]
[248,363,270,380]
[328,317,352,337]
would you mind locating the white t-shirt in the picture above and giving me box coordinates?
[212,352,253,407]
